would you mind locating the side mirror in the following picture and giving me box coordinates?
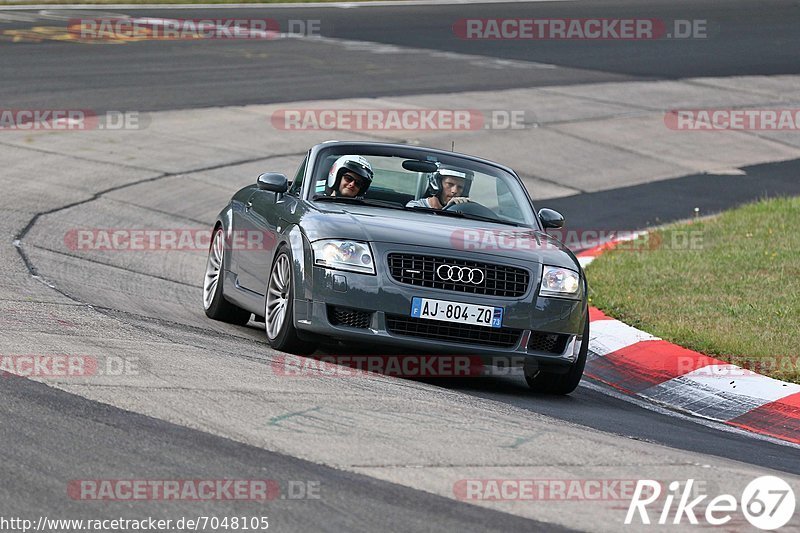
[538,208,564,229]
[257,173,289,193]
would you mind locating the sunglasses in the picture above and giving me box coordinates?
[341,174,365,188]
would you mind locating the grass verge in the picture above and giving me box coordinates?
[586,196,800,383]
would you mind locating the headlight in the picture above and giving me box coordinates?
[540,265,581,298]
[311,240,375,275]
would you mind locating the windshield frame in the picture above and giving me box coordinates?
[305,142,540,229]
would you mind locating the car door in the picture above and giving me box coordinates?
[235,156,308,294]
[234,188,285,294]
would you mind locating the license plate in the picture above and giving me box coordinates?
[410,297,503,328]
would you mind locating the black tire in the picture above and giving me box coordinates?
[203,227,252,326]
[264,247,317,355]
[525,316,589,395]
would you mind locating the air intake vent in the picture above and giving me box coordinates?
[328,306,372,329]
[528,332,570,354]
[385,314,521,348]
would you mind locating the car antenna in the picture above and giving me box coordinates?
[451,141,455,151]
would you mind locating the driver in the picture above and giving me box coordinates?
[326,155,374,198]
[406,166,473,209]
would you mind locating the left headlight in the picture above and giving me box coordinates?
[311,240,375,275]
[539,265,581,299]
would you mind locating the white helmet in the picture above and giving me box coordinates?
[427,165,474,198]
[327,155,374,195]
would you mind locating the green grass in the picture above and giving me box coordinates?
[586,196,800,383]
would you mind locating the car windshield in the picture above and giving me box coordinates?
[309,148,536,226]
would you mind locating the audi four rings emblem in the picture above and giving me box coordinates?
[436,264,485,284]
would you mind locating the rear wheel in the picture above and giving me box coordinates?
[203,227,252,325]
[265,247,317,355]
[525,316,589,395]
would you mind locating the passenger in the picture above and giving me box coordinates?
[326,155,374,198]
[406,167,473,209]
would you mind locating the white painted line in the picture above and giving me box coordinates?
[639,375,773,421]
[0,0,576,10]
[576,230,648,266]
[589,319,660,357]
[682,364,800,403]
[315,34,557,69]
[36,8,131,18]
[581,379,800,449]
[0,11,37,19]
[8,11,558,71]
[706,168,746,176]
[125,16,280,38]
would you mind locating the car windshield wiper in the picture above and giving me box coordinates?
[312,195,407,210]
[313,195,367,204]
[410,206,525,227]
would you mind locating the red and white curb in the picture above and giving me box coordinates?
[578,235,800,445]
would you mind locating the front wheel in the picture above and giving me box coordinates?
[203,227,252,325]
[265,248,317,355]
[525,316,589,395]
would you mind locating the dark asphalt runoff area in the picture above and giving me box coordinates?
[3,0,800,531]
[546,158,800,231]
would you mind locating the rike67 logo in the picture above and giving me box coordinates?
[626,476,795,530]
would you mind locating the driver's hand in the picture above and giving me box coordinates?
[426,196,443,209]
[445,197,470,208]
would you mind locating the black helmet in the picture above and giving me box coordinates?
[327,155,374,195]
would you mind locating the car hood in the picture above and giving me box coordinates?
[301,204,580,270]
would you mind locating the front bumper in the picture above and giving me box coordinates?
[294,243,587,367]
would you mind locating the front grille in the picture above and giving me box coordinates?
[328,306,372,329]
[385,315,522,348]
[387,253,529,297]
[528,332,570,354]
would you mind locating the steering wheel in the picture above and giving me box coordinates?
[443,200,498,219]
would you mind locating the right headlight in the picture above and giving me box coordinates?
[539,265,581,299]
[311,239,375,275]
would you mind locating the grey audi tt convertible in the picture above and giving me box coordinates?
[203,140,589,394]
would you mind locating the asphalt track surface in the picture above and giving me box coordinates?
[0,0,798,110]
[1,376,569,532]
[3,1,800,531]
